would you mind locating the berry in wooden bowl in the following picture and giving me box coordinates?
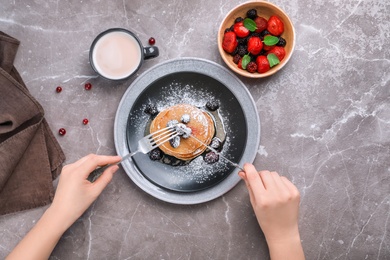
[218,1,295,78]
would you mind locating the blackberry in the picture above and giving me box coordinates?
[144,104,159,116]
[234,17,244,23]
[237,45,247,56]
[231,46,238,56]
[181,114,190,124]
[260,29,270,37]
[206,100,220,111]
[276,37,287,47]
[149,148,162,161]
[250,32,261,38]
[224,27,233,33]
[259,49,267,56]
[233,54,241,64]
[246,61,257,73]
[210,137,223,151]
[237,37,248,45]
[204,152,219,164]
[246,9,257,20]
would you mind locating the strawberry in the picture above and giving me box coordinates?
[267,15,284,36]
[222,31,238,54]
[254,16,268,33]
[256,56,270,73]
[267,46,286,61]
[237,58,243,69]
[247,36,263,55]
[234,21,250,38]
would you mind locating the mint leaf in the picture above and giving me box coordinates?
[267,53,280,67]
[243,18,257,32]
[263,35,279,46]
[242,54,251,69]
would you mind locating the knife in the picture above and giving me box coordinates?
[189,134,244,171]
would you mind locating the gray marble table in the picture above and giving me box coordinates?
[1,0,389,259]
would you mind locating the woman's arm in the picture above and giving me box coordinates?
[7,154,121,260]
[239,163,305,260]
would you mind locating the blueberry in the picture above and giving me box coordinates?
[144,104,159,116]
[181,114,190,124]
[204,152,219,164]
[206,100,220,111]
[182,127,192,139]
[167,120,179,127]
[149,148,162,160]
[170,136,180,148]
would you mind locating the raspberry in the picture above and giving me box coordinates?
[246,61,258,73]
[233,54,241,64]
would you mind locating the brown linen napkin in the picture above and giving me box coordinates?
[0,32,66,215]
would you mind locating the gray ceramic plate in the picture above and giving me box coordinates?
[114,58,260,204]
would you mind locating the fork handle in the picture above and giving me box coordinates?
[87,149,140,182]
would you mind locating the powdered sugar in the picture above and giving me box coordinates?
[127,80,236,188]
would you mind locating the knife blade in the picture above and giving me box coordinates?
[189,134,244,171]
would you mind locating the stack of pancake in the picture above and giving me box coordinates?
[150,104,215,161]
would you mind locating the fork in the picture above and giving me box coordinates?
[87,125,179,182]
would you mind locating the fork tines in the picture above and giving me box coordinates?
[149,126,179,148]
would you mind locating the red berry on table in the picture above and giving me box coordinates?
[83,118,89,125]
[58,128,66,136]
[148,37,156,45]
[256,56,270,73]
[247,37,263,55]
[222,31,238,54]
[254,17,268,33]
[267,15,284,36]
[84,82,92,90]
[233,21,250,38]
[267,46,286,61]
[56,86,62,93]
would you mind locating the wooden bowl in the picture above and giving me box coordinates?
[218,1,295,78]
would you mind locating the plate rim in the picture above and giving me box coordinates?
[114,57,260,204]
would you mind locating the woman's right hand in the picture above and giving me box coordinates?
[239,163,305,260]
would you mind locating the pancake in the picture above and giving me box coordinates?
[150,104,215,160]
